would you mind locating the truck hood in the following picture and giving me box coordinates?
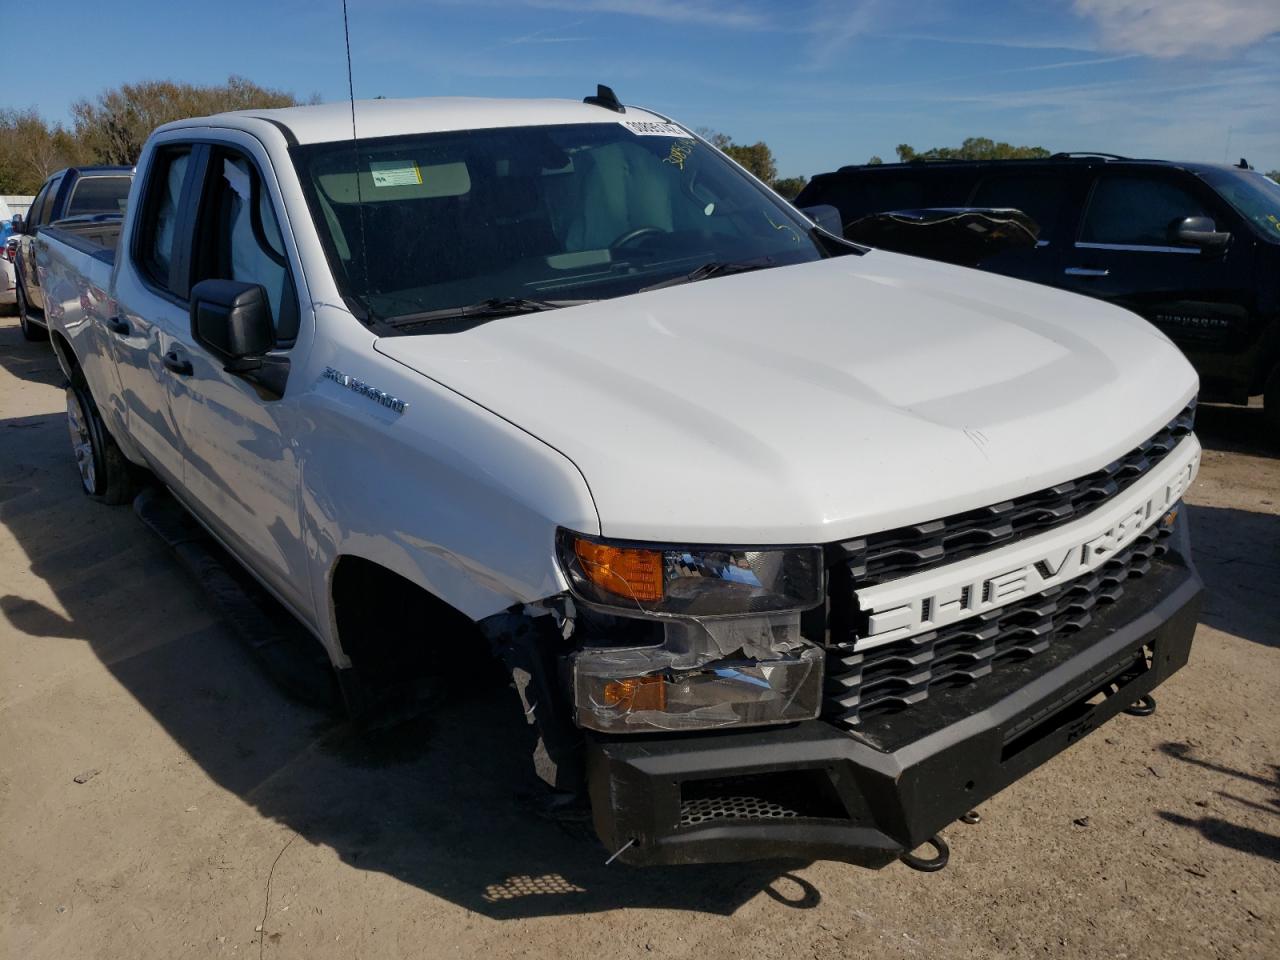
[374,250,1198,544]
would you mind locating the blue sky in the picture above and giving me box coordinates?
[6,0,1279,176]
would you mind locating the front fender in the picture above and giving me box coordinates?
[296,337,599,664]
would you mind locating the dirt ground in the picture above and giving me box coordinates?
[1,312,1277,960]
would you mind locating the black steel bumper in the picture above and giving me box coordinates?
[586,526,1202,867]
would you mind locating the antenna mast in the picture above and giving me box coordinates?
[342,0,372,313]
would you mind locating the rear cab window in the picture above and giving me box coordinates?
[65,176,132,218]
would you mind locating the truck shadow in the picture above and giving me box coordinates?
[0,408,817,920]
[1187,504,1280,649]
[1155,743,1280,863]
[0,323,64,387]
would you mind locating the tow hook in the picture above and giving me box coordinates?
[1124,694,1157,717]
[899,834,949,872]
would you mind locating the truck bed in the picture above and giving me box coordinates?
[42,216,123,266]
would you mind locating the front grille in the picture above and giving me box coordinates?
[824,524,1171,728]
[828,402,1195,590]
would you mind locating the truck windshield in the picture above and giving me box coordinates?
[293,122,825,322]
[65,175,132,218]
[1196,168,1280,242]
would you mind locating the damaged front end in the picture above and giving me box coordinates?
[479,530,828,797]
[558,530,826,734]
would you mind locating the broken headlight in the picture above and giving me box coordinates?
[556,530,823,618]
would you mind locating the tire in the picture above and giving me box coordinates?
[16,283,46,341]
[1265,363,1280,445]
[65,380,137,505]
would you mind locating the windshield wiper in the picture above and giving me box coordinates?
[385,297,592,328]
[637,258,776,293]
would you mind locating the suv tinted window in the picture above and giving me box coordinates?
[971,174,1066,237]
[1080,175,1208,246]
[65,175,132,217]
[137,147,194,293]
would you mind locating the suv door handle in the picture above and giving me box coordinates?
[1064,266,1110,277]
[163,350,193,376]
[105,316,130,335]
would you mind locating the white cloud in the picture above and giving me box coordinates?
[1074,0,1280,57]
[520,0,770,29]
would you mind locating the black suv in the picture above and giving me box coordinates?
[797,155,1280,429]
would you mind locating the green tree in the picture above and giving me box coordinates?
[894,137,1050,162]
[1267,170,1280,183]
[0,109,90,194]
[866,155,884,165]
[72,75,310,166]
[695,127,788,189]
[771,176,807,200]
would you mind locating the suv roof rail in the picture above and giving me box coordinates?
[1049,152,1130,160]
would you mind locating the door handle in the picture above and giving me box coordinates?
[1064,266,1110,277]
[163,350,193,376]
[105,316,130,335]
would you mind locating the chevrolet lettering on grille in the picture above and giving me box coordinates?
[853,437,1200,649]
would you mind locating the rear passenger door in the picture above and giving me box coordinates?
[1060,171,1254,356]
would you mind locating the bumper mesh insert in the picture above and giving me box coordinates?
[679,796,802,826]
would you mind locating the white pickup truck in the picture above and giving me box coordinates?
[35,90,1203,869]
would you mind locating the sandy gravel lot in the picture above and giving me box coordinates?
[1,314,1277,959]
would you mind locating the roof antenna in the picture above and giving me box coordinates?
[584,84,625,114]
[342,0,372,318]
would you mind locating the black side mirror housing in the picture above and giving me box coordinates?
[11,213,24,235]
[190,279,274,363]
[1172,215,1230,251]
[800,204,843,237]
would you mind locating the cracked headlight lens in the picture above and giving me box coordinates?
[556,529,823,618]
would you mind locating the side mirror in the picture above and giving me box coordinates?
[800,204,844,237]
[190,279,274,366]
[1172,215,1230,250]
[11,213,24,234]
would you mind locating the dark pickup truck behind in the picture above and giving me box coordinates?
[12,165,133,340]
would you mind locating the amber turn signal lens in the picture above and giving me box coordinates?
[602,675,668,711]
[573,539,664,603]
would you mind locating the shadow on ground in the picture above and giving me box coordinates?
[1187,503,1280,649]
[0,371,815,921]
[1156,743,1280,863]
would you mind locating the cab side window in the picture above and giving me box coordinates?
[28,183,51,229]
[34,175,62,227]
[192,151,299,344]
[1080,176,1208,247]
[135,147,194,294]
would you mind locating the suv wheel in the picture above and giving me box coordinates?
[16,284,46,341]
[65,381,136,504]
[1265,363,1280,444]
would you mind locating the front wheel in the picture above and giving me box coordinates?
[65,382,136,504]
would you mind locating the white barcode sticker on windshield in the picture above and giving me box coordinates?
[369,160,423,187]
[620,120,690,138]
